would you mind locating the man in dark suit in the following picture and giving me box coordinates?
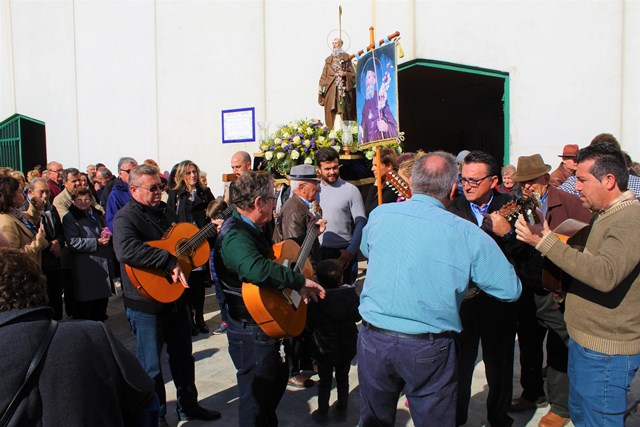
[448,150,525,427]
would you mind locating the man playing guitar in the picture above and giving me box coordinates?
[213,171,325,427]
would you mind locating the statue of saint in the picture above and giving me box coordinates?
[318,38,356,130]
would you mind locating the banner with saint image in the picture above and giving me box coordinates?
[356,42,399,146]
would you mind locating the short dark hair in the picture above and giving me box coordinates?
[576,143,628,191]
[233,171,274,210]
[97,167,113,180]
[0,176,21,213]
[463,151,500,177]
[380,148,398,168]
[589,133,620,149]
[0,248,48,312]
[63,167,80,182]
[315,147,339,164]
[72,187,92,199]
[206,198,228,219]
[315,259,343,289]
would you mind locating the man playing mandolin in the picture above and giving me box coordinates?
[113,164,221,426]
[213,170,325,427]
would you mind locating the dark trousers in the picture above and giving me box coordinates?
[456,294,516,427]
[74,298,109,322]
[358,324,457,427]
[285,330,313,376]
[515,285,547,402]
[60,268,74,317]
[227,319,289,427]
[213,279,228,323]
[320,246,358,285]
[316,359,351,413]
[534,292,570,418]
[186,269,206,320]
[126,304,198,418]
[43,268,64,320]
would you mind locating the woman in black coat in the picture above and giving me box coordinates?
[166,160,215,335]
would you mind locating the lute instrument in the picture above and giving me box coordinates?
[385,170,411,200]
[242,213,320,339]
[125,205,234,303]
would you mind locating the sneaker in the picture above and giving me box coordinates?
[212,322,228,335]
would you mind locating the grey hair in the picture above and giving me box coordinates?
[232,171,274,210]
[290,180,301,192]
[97,167,113,179]
[411,151,458,199]
[117,157,137,171]
[29,177,48,190]
[501,164,516,175]
[129,164,159,187]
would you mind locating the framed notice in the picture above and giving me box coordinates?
[222,107,255,143]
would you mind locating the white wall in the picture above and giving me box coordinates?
[1,0,638,195]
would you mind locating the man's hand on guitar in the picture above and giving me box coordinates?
[299,279,326,303]
[171,265,190,288]
[515,212,551,246]
[315,218,327,234]
[482,212,513,237]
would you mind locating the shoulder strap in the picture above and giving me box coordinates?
[0,319,58,427]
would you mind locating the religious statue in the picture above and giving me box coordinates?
[318,38,356,130]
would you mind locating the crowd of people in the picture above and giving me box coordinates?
[0,133,639,427]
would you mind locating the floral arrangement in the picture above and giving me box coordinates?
[259,118,401,175]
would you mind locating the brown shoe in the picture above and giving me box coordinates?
[287,374,314,388]
[509,396,548,412]
[538,411,570,427]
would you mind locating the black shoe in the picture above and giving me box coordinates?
[334,404,348,422]
[158,416,169,427]
[196,317,209,334]
[179,405,221,421]
[311,409,329,426]
[191,324,199,336]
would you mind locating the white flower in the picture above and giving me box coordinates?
[264,151,273,160]
[332,145,341,153]
[303,140,311,147]
[274,138,282,144]
[306,128,314,136]
[293,136,301,144]
[276,152,285,159]
[281,142,288,149]
[304,156,313,165]
[283,132,290,139]
[317,136,325,142]
[365,150,375,160]
[329,131,337,139]
[290,150,300,160]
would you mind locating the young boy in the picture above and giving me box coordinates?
[309,259,360,425]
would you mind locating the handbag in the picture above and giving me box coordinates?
[0,319,58,427]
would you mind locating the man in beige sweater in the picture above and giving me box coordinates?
[515,143,640,426]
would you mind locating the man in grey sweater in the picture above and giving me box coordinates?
[516,143,640,426]
[316,148,367,284]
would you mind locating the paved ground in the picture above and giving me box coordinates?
[105,283,640,427]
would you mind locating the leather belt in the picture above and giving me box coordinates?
[362,320,453,341]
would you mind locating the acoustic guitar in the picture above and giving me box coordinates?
[385,170,412,200]
[242,214,320,339]
[125,205,234,303]
[542,219,590,296]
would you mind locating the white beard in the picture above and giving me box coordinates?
[365,83,375,100]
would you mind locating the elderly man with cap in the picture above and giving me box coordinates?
[274,164,327,388]
[550,144,579,187]
[509,154,592,427]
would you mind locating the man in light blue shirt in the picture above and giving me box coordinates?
[358,151,521,427]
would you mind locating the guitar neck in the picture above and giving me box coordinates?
[293,215,320,273]
[175,204,235,257]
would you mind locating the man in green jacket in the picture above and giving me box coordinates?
[214,171,325,427]
[516,143,640,426]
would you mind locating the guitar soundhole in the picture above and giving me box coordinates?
[176,240,194,257]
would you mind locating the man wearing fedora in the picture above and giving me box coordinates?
[274,164,327,389]
[510,154,591,427]
[550,144,579,188]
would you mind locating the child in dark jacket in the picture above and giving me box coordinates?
[309,259,360,425]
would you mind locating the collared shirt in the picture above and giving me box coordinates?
[360,194,521,334]
[469,194,493,226]
[558,174,640,198]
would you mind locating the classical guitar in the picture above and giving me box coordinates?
[385,170,412,200]
[125,205,234,303]
[242,214,320,339]
[542,219,591,296]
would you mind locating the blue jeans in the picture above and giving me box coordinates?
[126,305,198,418]
[227,319,289,427]
[568,338,640,426]
[357,324,457,427]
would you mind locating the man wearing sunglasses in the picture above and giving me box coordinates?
[113,164,221,426]
[448,150,525,427]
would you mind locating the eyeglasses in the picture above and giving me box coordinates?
[459,175,492,188]
[136,184,164,193]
